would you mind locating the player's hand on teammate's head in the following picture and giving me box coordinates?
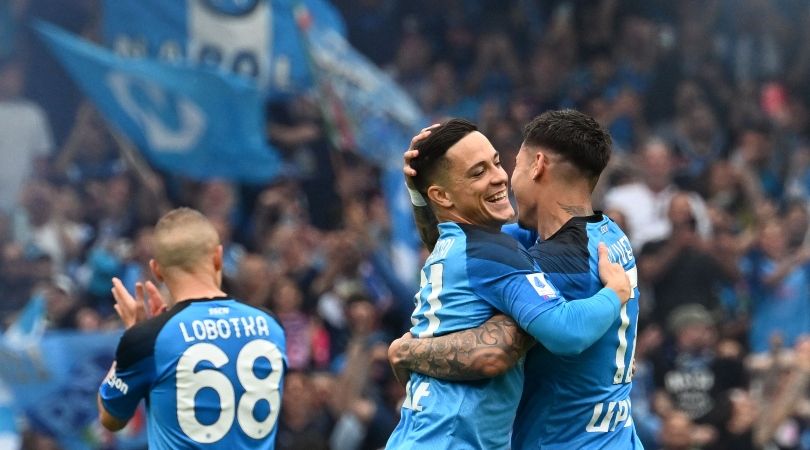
[596,243,631,304]
[403,124,441,184]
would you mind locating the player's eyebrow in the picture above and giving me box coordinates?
[465,151,500,176]
[465,161,487,176]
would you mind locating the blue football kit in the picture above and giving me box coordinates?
[386,222,622,449]
[99,296,287,450]
[505,214,643,449]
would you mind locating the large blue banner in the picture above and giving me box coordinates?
[0,296,144,450]
[36,21,282,183]
[102,0,345,97]
[0,331,147,450]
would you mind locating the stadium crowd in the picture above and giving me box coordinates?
[2,0,810,449]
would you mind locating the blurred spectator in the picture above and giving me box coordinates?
[0,55,53,212]
[639,192,737,324]
[741,219,810,353]
[605,138,711,249]
[12,180,84,273]
[52,102,124,183]
[276,371,333,450]
[652,304,747,448]
[232,253,273,308]
[657,410,698,450]
[43,274,79,330]
[271,277,330,371]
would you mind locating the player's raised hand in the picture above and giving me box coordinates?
[403,124,440,185]
[143,280,167,318]
[597,243,631,304]
[111,277,146,329]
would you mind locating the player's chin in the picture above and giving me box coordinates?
[485,202,515,224]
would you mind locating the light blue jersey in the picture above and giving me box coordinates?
[100,297,287,450]
[387,222,569,449]
[506,214,643,449]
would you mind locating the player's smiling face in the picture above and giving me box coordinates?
[440,131,514,229]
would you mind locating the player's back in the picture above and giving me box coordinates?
[506,215,643,449]
[386,222,526,450]
[110,297,286,450]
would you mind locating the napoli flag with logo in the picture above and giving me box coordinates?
[35,21,282,183]
[102,0,346,97]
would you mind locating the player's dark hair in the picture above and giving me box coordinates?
[411,119,478,195]
[522,109,612,186]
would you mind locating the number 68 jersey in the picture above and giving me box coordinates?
[100,296,287,450]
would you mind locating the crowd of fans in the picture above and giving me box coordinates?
[2,0,810,449]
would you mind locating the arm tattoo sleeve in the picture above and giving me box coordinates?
[393,315,534,380]
[413,204,440,252]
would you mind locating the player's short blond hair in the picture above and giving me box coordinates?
[153,207,220,272]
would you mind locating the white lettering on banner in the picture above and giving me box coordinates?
[178,316,271,343]
[106,72,206,152]
[188,0,271,89]
[586,399,633,432]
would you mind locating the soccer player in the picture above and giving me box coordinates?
[384,119,632,449]
[97,208,287,449]
[393,110,643,449]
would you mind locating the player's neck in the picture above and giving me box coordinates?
[164,272,227,304]
[536,187,593,239]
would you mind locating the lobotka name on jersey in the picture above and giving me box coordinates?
[178,315,272,343]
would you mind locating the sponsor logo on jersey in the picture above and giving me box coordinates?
[526,273,557,298]
[586,398,633,433]
[106,373,129,395]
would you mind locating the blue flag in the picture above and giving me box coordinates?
[297,11,427,282]
[0,295,46,450]
[102,0,345,97]
[299,15,426,171]
[0,330,139,450]
[0,297,144,450]
[35,21,282,183]
[3,294,45,348]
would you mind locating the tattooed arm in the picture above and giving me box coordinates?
[388,314,534,384]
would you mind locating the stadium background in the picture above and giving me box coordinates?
[0,0,809,449]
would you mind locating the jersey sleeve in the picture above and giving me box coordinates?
[465,239,565,331]
[465,230,622,355]
[98,326,157,421]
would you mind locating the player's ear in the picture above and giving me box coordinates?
[426,184,453,208]
[213,245,223,272]
[532,151,546,180]
[149,259,164,283]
